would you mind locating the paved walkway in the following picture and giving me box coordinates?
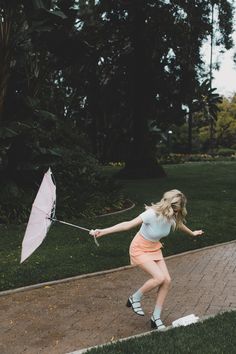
[1,241,236,354]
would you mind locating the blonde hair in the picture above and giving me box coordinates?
[146,189,187,230]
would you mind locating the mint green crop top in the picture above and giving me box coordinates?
[139,208,172,242]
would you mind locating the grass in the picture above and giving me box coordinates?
[86,310,236,354]
[0,161,236,291]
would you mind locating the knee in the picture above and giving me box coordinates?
[153,274,165,286]
[155,275,171,287]
[152,275,171,287]
[163,275,171,287]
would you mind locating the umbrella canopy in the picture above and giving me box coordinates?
[20,168,56,263]
[21,168,98,263]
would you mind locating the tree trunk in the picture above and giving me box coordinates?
[117,4,166,179]
[188,105,193,154]
[0,9,13,124]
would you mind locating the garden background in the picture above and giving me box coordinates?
[1,0,236,288]
[0,1,236,352]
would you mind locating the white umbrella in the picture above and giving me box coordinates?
[20,168,98,263]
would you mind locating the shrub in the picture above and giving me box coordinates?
[215,147,236,157]
[0,117,125,224]
[157,153,236,165]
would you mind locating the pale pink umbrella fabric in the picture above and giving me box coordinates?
[20,168,56,263]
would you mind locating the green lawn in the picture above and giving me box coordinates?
[0,161,236,291]
[87,310,236,354]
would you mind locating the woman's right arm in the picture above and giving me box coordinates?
[90,216,142,238]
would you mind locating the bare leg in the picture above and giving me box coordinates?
[138,260,167,295]
[154,259,171,308]
[127,260,165,316]
[138,259,171,329]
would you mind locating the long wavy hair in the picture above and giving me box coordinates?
[145,189,187,229]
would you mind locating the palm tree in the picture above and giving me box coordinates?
[193,79,222,152]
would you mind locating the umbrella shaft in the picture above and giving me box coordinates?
[51,218,90,232]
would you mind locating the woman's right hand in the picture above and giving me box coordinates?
[89,229,104,238]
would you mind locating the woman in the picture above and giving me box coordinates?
[90,189,204,330]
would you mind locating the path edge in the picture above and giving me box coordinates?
[67,308,236,354]
[1,239,235,297]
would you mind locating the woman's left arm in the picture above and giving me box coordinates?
[178,223,204,237]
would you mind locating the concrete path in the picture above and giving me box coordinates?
[0,241,236,354]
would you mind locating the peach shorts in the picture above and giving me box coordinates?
[129,232,163,266]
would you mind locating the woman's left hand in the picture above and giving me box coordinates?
[192,230,204,236]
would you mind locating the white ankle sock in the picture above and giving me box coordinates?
[132,289,143,301]
[153,305,162,319]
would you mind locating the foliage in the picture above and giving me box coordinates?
[195,94,236,151]
[0,1,234,160]
[52,1,234,165]
[0,0,127,223]
[157,152,236,165]
[0,116,126,223]
[192,79,223,122]
[169,93,236,153]
[215,147,236,156]
[215,95,236,147]
[0,0,235,221]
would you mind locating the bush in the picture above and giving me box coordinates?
[157,152,236,165]
[0,117,125,224]
[215,147,236,156]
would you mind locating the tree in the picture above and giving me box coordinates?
[0,0,98,187]
[0,0,20,122]
[215,95,236,148]
[76,1,190,176]
[174,0,233,153]
[74,0,234,176]
[192,79,222,151]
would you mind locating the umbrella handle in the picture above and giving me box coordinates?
[93,236,100,247]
